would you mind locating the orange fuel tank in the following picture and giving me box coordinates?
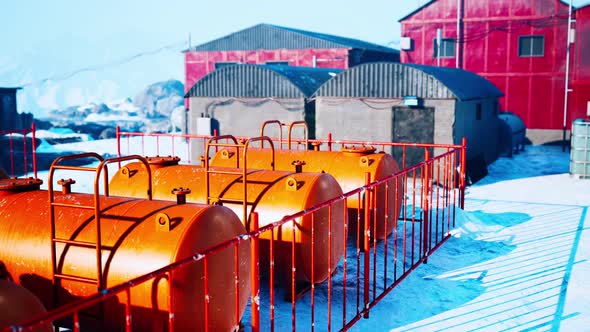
[0,178,250,332]
[108,158,345,284]
[210,146,404,240]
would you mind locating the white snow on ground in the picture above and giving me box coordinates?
[31,139,590,331]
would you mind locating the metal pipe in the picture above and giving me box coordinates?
[436,28,442,67]
[422,150,430,262]
[250,212,260,332]
[460,137,467,209]
[22,129,28,176]
[363,172,371,319]
[456,0,462,68]
[563,0,574,151]
[32,122,37,178]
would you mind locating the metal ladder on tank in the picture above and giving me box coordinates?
[47,153,153,319]
[204,135,275,230]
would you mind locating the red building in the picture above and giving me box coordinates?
[399,0,590,143]
[183,23,399,107]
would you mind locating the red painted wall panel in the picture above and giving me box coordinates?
[400,0,589,130]
[571,5,590,119]
[465,0,486,18]
[512,0,533,16]
[463,22,486,72]
[529,77,553,128]
[506,76,529,121]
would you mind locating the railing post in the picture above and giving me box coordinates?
[116,126,121,158]
[363,172,371,319]
[250,212,260,332]
[460,137,467,209]
[9,133,14,177]
[422,150,430,262]
[116,126,122,169]
[328,132,333,152]
[32,122,37,178]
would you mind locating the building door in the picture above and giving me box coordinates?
[392,106,435,168]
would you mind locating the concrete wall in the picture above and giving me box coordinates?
[315,98,394,146]
[315,98,455,159]
[454,97,500,163]
[188,97,306,162]
[427,99,455,158]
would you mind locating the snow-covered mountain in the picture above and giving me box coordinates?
[0,43,185,118]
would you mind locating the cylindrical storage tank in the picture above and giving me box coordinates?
[0,180,250,332]
[498,112,526,157]
[108,160,345,284]
[570,118,590,179]
[210,146,403,240]
[0,279,52,332]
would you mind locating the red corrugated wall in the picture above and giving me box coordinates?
[184,48,350,107]
[400,0,590,130]
[572,5,590,120]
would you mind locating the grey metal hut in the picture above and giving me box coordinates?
[313,62,504,167]
[185,64,342,161]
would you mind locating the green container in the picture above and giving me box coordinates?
[570,119,590,179]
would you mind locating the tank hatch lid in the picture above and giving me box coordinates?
[146,155,181,167]
[0,178,43,192]
[341,145,376,156]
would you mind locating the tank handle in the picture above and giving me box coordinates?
[287,121,309,150]
[259,120,284,149]
[98,155,153,200]
[243,136,276,171]
[48,152,106,198]
[205,135,241,169]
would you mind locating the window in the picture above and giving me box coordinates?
[265,61,289,66]
[433,38,455,58]
[214,62,237,69]
[518,35,544,57]
[476,103,482,120]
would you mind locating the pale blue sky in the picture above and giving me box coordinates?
[1,0,588,114]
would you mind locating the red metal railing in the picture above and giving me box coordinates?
[0,123,37,178]
[116,125,466,170]
[4,137,465,331]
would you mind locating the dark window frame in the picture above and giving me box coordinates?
[518,35,545,57]
[433,38,456,58]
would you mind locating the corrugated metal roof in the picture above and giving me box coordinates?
[186,64,343,99]
[186,23,399,55]
[314,62,504,101]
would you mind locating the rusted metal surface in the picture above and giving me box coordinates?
[0,185,250,331]
[0,177,43,197]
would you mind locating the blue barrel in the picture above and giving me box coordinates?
[498,112,526,157]
[570,119,590,179]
